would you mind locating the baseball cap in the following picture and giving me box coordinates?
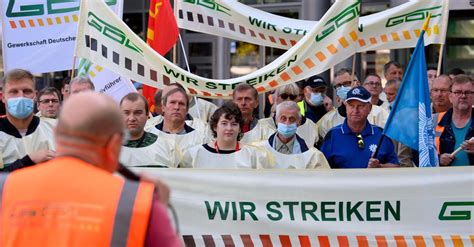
[304,75,327,88]
[345,86,371,103]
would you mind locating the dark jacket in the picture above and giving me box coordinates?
[436,109,474,165]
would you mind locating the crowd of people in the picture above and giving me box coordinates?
[0,62,473,172]
[0,62,472,245]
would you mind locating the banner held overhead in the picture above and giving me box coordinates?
[75,0,360,98]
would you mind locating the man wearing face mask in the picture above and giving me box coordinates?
[257,101,329,169]
[0,69,56,171]
[297,75,331,123]
[317,69,389,140]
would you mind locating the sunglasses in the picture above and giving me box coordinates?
[357,134,364,149]
[279,93,298,100]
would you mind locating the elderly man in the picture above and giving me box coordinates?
[363,73,389,111]
[321,87,399,168]
[435,75,474,166]
[258,101,329,169]
[258,84,319,147]
[70,76,95,94]
[0,69,56,171]
[0,92,181,246]
[119,93,178,168]
[297,75,332,123]
[36,87,61,119]
[431,75,453,114]
[317,69,388,139]
[149,86,207,152]
[384,61,403,82]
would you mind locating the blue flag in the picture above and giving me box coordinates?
[383,23,439,167]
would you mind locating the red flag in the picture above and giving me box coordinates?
[144,0,179,112]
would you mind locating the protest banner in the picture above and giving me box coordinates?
[77,60,135,102]
[137,167,474,247]
[1,0,123,73]
[176,0,449,51]
[75,0,360,98]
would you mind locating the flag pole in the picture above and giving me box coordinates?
[436,44,444,76]
[172,0,178,64]
[351,54,357,86]
[178,33,203,120]
[70,56,77,78]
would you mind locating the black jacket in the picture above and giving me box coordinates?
[437,109,474,165]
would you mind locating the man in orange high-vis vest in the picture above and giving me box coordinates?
[0,92,182,247]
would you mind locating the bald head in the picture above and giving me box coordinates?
[57,92,124,143]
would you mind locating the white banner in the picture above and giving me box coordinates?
[177,0,449,51]
[138,167,474,247]
[0,0,123,74]
[77,60,135,102]
[76,0,360,98]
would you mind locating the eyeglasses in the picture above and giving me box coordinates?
[357,134,364,149]
[279,93,298,100]
[39,99,60,104]
[334,80,353,89]
[451,91,474,97]
[363,81,381,87]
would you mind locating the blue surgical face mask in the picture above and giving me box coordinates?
[310,92,324,106]
[277,123,298,138]
[7,97,34,119]
[336,86,351,101]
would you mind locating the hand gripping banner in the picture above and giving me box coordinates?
[176,0,449,51]
[75,0,360,98]
[137,167,474,247]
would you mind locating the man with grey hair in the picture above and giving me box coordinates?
[257,83,319,147]
[70,76,95,94]
[257,101,329,169]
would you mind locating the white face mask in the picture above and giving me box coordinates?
[336,86,351,101]
[310,92,324,106]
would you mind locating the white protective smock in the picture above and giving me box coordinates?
[258,117,319,147]
[317,105,389,139]
[120,136,180,168]
[239,123,274,145]
[145,115,212,139]
[255,140,330,169]
[180,144,272,169]
[0,117,56,167]
[148,126,209,153]
[188,98,218,123]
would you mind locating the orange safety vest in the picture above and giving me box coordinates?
[0,157,154,247]
[434,111,447,154]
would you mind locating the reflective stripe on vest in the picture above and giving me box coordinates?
[434,111,447,154]
[111,179,139,246]
[297,101,305,116]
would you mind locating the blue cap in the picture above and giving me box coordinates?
[345,86,371,103]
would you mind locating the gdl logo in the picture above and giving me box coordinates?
[438,201,474,221]
[6,0,117,18]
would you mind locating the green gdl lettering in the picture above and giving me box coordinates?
[315,0,361,42]
[438,201,474,221]
[6,0,117,18]
[87,12,143,54]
